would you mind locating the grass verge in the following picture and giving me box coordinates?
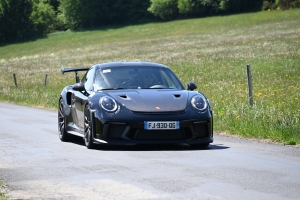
[0,10,299,145]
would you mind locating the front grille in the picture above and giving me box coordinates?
[127,128,193,141]
[103,121,208,141]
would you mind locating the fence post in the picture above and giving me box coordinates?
[246,64,253,107]
[44,74,48,87]
[13,73,18,88]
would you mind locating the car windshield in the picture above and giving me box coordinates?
[93,66,184,91]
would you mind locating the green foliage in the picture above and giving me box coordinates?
[178,0,204,16]
[148,0,179,20]
[262,0,300,10]
[178,0,220,17]
[0,0,34,45]
[262,1,277,10]
[125,0,152,22]
[0,0,64,45]
[219,0,263,13]
[30,0,58,33]
[58,0,88,30]
[290,0,300,7]
[0,0,299,44]
[48,0,59,11]
[276,0,290,9]
[58,0,151,30]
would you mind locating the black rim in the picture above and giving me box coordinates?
[58,100,65,137]
[84,107,91,145]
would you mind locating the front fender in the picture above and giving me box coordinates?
[59,86,73,117]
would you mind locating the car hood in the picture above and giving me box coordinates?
[106,89,189,112]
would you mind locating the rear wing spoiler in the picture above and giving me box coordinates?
[61,66,89,83]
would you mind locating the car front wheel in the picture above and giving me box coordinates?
[58,99,70,141]
[84,105,95,149]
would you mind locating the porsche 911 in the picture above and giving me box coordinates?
[58,62,213,149]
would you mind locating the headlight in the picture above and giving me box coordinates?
[191,94,208,111]
[99,96,118,112]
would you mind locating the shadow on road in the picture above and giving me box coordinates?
[96,143,229,151]
[67,137,229,151]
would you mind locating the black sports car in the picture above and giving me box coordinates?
[58,62,213,149]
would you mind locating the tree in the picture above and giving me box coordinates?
[276,0,300,9]
[59,0,151,30]
[262,0,300,10]
[178,0,220,17]
[30,0,59,34]
[0,0,33,45]
[219,0,263,13]
[147,0,179,20]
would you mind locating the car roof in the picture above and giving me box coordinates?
[93,62,169,70]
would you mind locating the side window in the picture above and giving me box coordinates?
[161,71,176,88]
[160,69,184,89]
[82,67,95,91]
[93,70,106,91]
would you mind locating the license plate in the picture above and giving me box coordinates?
[144,121,180,130]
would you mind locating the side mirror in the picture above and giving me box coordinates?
[72,82,85,92]
[187,81,197,91]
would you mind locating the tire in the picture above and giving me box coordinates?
[58,98,70,141]
[84,105,95,149]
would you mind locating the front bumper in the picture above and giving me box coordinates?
[92,109,213,145]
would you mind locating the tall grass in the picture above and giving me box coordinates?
[0,10,299,145]
[0,179,7,200]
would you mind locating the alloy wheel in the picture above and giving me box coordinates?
[58,99,68,141]
[84,106,94,149]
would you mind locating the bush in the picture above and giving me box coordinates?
[290,0,300,7]
[262,1,277,10]
[30,0,59,34]
[58,0,87,30]
[262,0,300,10]
[276,0,300,9]
[178,0,220,17]
[148,0,179,20]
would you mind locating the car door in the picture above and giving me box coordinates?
[73,67,95,131]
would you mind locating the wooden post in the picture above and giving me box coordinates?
[13,73,18,88]
[246,64,253,106]
[44,74,48,87]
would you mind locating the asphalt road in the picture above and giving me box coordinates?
[0,102,300,200]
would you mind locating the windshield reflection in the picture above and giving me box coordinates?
[93,66,184,90]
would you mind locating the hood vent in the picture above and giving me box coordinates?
[119,95,130,100]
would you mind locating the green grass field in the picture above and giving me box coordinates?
[0,10,299,145]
